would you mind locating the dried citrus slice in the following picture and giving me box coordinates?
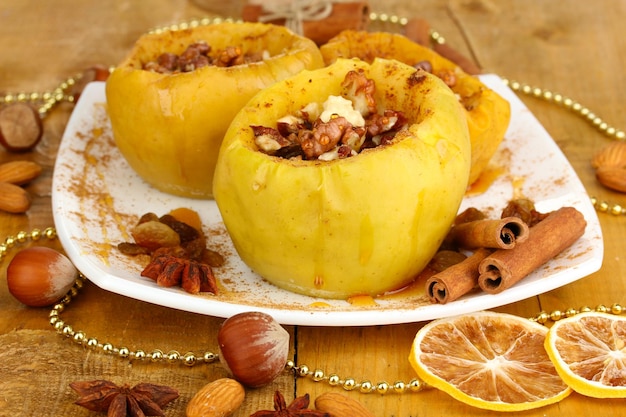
[409,311,571,411]
[545,311,626,398]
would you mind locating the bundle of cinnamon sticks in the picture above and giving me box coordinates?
[242,1,370,45]
[242,1,482,74]
[425,199,587,304]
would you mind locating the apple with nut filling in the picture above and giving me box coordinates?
[106,22,323,198]
[213,58,471,299]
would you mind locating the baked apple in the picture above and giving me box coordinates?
[106,22,324,198]
[320,30,511,185]
[213,58,471,299]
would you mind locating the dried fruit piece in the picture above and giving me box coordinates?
[545,311,626,398]
[409,311,571,411]
[169,207,203,232]
[131,220,181,251]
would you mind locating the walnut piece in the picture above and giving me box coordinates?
[251,70,408,160]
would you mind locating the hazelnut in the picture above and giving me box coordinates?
[6,247,78,307]
[0,103,43,152]
[217,311,290,388]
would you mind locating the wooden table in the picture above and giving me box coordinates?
[1,1,625,415]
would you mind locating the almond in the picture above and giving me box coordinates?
[591,141,626,169]
[0,160,42,185]
[314,392,376,417]
[0,181,31,213]
[186,378,245,417]
[595,165,626,193]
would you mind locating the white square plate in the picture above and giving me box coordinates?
[52,75,603,326]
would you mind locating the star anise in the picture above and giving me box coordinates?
[250,390,330,417]
[140,253,218,295]
[69,380,179,417]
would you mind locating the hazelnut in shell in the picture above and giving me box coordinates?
[6,247,78,307]
[217,311,290,388]
[0,103,44,152]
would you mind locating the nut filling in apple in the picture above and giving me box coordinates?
[143,40,270,73]
[251,69,408,161]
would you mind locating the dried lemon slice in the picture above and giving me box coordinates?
[545,311,626,398]
[409,311,571,411]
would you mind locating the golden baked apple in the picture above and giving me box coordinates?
[106,22,324,198]
[213,58,471,299]
[320,30,511,185]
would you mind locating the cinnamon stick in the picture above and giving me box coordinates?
[403,18,431,46]
[448,216,530,250]
[403,17,483,75]
[477,207,587,294]
[433,43,482,75]
[241,2,370,45]
[426,248,492,304]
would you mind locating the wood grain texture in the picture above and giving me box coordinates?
[1,0,625,415]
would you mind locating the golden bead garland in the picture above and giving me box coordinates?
[0,74,82,118]
[0,227,58,263]
[500,78,625,141]
[2,228,624,395]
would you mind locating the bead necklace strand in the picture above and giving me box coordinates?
[0,73,81,119]
[1,228,624,394]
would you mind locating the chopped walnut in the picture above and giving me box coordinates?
[252,125,292,153]
[143,41,267,74]
[251,71,409,160]
[341,69,377,116]
[302,116,352,159]
[216,45,244,66]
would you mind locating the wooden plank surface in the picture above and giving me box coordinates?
[1,0,625,415]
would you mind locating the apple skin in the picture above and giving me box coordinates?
[213,58,471,299]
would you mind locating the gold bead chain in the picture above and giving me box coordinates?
[45,267,429,394]
[1,229,624,394]
[500,78,625,141]
[0,74,82,118]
